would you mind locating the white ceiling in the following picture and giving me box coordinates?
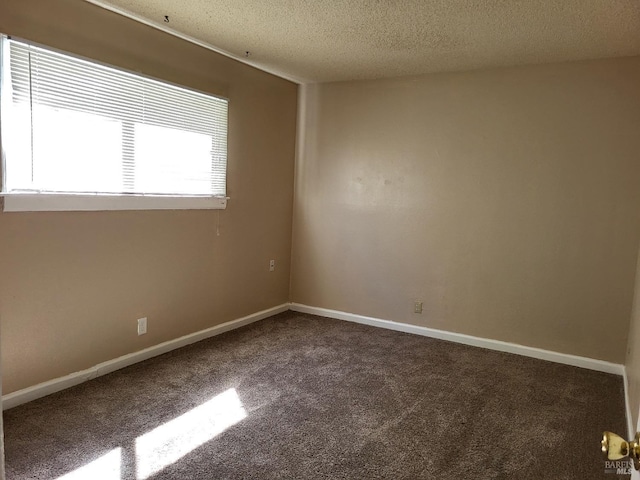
[88,0,640,83]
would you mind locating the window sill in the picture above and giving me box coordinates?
[2,193,228,212]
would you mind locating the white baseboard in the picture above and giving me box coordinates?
[4,302,627,413]
[2,303,289,410]
[290,303,625,376]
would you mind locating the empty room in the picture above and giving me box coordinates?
[1,0,640,479]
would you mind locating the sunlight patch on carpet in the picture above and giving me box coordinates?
[55,447,121,480]
[135,388,247,479]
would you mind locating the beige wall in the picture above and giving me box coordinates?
[1,0,639,402]
[0,0,298,394]
[292,58,640,363]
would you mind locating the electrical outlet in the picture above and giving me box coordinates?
[414,302,423,314]
[137,317,147,335]
[269,259,275,272]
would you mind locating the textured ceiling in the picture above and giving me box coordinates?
[88,0,640,83]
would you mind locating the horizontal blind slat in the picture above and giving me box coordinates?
[6,39,228,197]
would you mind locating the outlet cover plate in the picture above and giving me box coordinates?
[137,317,147,335]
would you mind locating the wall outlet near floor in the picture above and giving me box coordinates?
[137,317,147,335]
[414,301,423,314]
[269,259,275,272]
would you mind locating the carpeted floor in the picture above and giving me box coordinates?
[3,311,629,479]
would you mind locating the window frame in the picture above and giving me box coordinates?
[0,35,230,212]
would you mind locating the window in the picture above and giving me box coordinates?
[0,36,228,211]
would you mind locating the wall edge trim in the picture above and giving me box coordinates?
[83,0,306,84]
[2,303,289,410]
[290,303,625,375]
[625,367,635,439]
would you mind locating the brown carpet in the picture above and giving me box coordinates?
[3,311,628,479]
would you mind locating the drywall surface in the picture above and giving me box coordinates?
[292,58,640,363]
[0,0,297,393]
[99,0,640,82]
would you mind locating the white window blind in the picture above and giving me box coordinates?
[1,36,228,201]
